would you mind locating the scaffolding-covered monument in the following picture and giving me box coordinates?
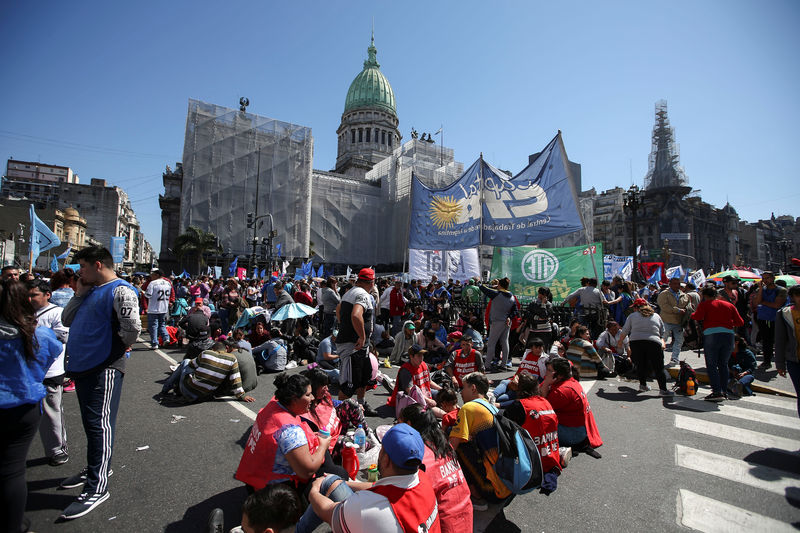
[180,99,313,260]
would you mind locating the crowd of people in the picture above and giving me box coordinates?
[2,250,800,533]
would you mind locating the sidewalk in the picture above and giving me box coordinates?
[663,346,796,398]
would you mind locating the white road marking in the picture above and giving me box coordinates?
[140,340,257,421]
[581,380,596,394]
[678,489,796,533]
[740,395,798,413]
[675,444,800,497]
[675,414,800,454]
[714,403,800,431]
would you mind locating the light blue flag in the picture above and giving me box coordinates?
[110,237,125,264]
[50,256,59,272]
[181,269,190,278]
[29,204,61,265]
[302,261,313,277]
[315,265,323,278]
[228,256,238,277]
[253,267,259,279]
[65,263,81,273]
[667,266,684,280]
[56,246,72,260]
[260,268,267,279]
[213,266,222,278]
[647,266,663,285]
[276,243,282,257]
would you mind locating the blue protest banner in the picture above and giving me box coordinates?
[110,236,126,264]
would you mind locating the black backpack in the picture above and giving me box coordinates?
[673,361,697,394]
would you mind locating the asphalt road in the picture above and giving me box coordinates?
[22,342,800,532]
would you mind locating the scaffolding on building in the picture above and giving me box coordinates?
[644,100,689,190]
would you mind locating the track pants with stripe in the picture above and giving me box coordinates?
[75,368,123,495]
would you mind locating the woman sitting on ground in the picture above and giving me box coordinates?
[492,337,550,407]
[400,405,473,533]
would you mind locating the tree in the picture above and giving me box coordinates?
[173,226,221,275]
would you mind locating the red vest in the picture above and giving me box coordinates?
[547,378,603,449]
[422,447,472,533]
[388,362,432,407]
[369,472,441,533]
[451,349,478,387]
[518,396,561,473]
[516,349,544,380]
[390,287,406,316]
[235,397,320,490]
[309,396,341,453]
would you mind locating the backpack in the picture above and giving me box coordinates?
[673,361,697,394]
[474,399,543,495]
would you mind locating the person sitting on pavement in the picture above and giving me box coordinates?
[235,373,337,492]
[436,387,460,431]
[222,338,258,395]
[401,405,473,533]
[188,296,211,319]
[540,358,602,459]
[445,330,463,354]
[618,298,671,395]
[492,337,549,408]
[503,371,563,495]
[209,482,304,533]
[388,345,446,418]
[445,336,485,389]
[775,284,800,416]
[389,320,417,366]
[565,325,613,379]
[374,328,395,358]
[315,329,340,381]
[273,281,294,310]
[448,372,512,519]
[251,328,288,374]
[308,424,441,533]
[179,306,213,360]
[596,321,633,376]
[728,334,757,397]
[247,320,270,349]
[417,327,448,365]
[160,341,256,403]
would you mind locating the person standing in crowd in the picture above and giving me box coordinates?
[319,277,341,339]
[0,280,62,533]
[718,275,750,341]
[754,271,788,370]
[388,279,407,335]
[49,269,76,308]
[336,268,378,416]
[691,287,745,402]
[28,280,70,466]
[564,278,607,338]
[59,246,141,520]
[775,285,800,416]
[519,287,555,350]
[618,298,670,395]
[144,269,173,349]
[657,277,691,367]
[480,277,518,371]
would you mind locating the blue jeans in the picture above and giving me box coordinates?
[75,368,124,495]
[704,332,734,394]
[162,359,193,395]
[295,474,354,533]
[665,322,684,361]
[148,312,169,347]
[492,379,517,408]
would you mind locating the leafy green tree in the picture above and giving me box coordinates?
[173,226,221,275]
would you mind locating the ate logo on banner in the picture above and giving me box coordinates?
[521,249,560,283]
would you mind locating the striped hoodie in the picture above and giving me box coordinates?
[181,349,245,400]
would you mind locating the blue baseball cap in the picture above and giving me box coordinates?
[382,424,425,469]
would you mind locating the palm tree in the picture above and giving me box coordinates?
[173,226,221,275]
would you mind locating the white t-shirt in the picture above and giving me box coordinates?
[35,304,68,378]
[331,473,420,533]
[145,278,172,315]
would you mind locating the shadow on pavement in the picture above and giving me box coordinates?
[595,386,651,402]
[164,486,249,533]
[743,448,800,476]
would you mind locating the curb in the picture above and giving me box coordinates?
[667,368,797,398]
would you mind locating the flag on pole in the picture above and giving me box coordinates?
[276,243,282,257]
[57,246,72,260]
[346,265,352,279]
[666,265,684,280]
[29,204,61,267]
[50,256,59,273]
[647,266,663,285]
[228,256,238,277]
[253,267,259,279]
[281,261,289,276]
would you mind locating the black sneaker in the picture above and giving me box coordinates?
[703,393,725,402]
[207,508,224,533]
[59,467,113,489]
[362,402,379,417]
[49,452,69,466]
[60,491,110,520]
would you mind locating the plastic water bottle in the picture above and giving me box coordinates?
[354,425,366,450]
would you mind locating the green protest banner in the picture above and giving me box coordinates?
[490,243,603,301]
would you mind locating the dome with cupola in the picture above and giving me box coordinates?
[344,37,396,116]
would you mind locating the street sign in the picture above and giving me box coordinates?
[661,233,691,240]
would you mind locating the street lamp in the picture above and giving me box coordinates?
[777,238,791,271]
[623,185,643,282]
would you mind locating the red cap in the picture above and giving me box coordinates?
[195,297,203,304]
[632,298,648,307]
[358,268,375,281]
[448,331,463,339]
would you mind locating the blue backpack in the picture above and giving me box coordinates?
[475,399,543,494]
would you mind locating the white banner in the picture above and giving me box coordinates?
[603,255,633,281]
[689,269,706,287]
[409,248,481,282]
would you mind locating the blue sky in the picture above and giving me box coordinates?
[1,1,797,254]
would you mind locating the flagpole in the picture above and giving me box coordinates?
[479,153,486,279]
[402,157,413,276]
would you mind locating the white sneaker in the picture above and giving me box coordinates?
[560,446,572,468]
[285,361,298,369]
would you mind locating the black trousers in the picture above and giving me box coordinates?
[757,319,775,364]
[0,403,41,533]
[630,339,667,391]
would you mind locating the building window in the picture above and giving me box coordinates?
[351,130,356,143]
[388,135,392,147]
[382,130,386,144]
[366,129,370,143]
[375,128,379,143]
[358,129,363,142]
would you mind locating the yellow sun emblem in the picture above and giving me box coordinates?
[429,195,462,229]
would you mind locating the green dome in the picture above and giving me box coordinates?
[344,38,396,115]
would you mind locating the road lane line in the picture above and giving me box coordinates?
[739,395,798,413]
[581,380,596,394]
[714,403,800,431]
[675,414,800,454]
[675,444,800,497]
[141,340,257,421]
[678,489,796,533]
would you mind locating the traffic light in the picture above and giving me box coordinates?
[246,212,255,228]
[269,230,278,238]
